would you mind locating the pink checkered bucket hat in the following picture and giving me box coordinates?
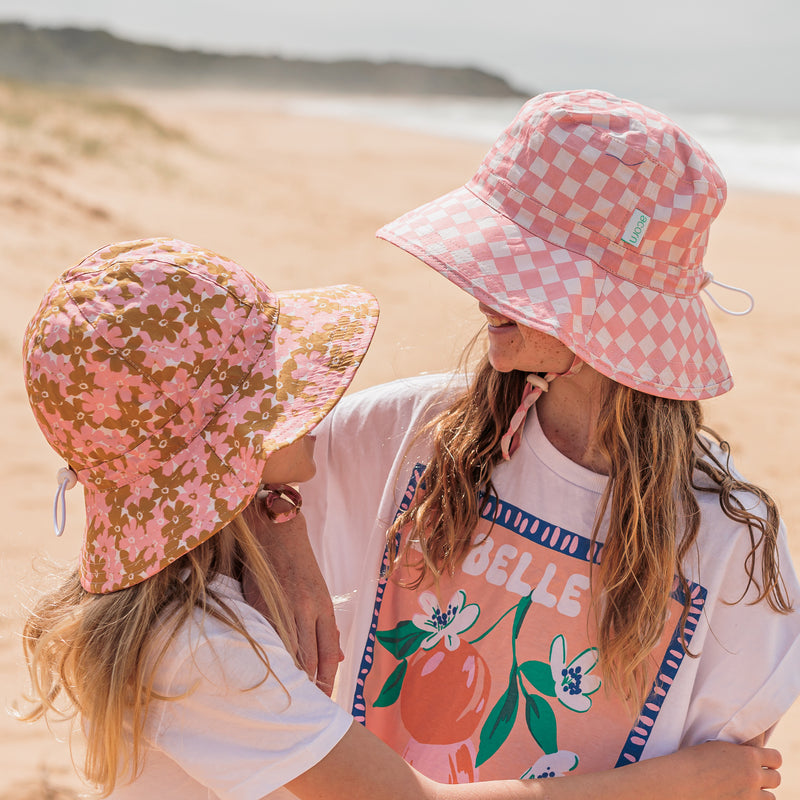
[377,89,744,400]
[23,238,379,593]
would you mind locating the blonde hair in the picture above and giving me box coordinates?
[389,356,791,703]
[19,502,297,796]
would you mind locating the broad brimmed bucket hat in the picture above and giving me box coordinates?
[24,238,379,593]
[377,89,735,400]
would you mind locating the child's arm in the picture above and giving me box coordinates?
[286,720,781,800]
[242,501,342,696]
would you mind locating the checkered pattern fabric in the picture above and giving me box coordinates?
[377,89,733,399]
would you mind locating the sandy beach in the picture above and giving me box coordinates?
[1,84,798,797]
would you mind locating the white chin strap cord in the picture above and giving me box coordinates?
[53,466,78,537]
[701,273,755,316]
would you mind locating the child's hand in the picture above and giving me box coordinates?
[242,503,343,695]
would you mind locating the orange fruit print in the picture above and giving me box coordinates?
[400,639,491,744]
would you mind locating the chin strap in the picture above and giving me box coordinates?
[259,483,303,523]
[53,466,78,537]
[500,354,584,461]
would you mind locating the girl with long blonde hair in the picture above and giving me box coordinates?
[290,91,800,789]
[20,236,778,800]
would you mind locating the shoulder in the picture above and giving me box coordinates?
[141,580,353,798]
[341,372,464,414]
[303,374,467,538]
[150,578,297,696]
[694,435,774,527]
[319,372,466,436]
[693,438,798,603]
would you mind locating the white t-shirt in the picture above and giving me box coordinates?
[303,374,800,782]
[110,575,353,800]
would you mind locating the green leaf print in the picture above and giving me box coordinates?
[373,658,408,708]
[524,693,558,755]
[511,593,533,639]
[518,659,556,697]
[375,620,428,659]
[476,667,520,766]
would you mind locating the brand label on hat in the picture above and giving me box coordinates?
[621,208,651,248]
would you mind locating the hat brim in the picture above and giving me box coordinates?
[80,284,378,592]
[377,185,731,400]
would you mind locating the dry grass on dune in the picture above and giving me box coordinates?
[0,79,192,239]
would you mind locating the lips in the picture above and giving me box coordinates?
[479,303,516,330]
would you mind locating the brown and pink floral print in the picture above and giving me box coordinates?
[23,238,378,593]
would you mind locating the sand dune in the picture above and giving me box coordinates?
[1,83,798,797]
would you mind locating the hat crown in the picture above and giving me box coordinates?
[376,89,734,401]
[24,239,277,488]
[470,89,727,295]
[24,238,378,593]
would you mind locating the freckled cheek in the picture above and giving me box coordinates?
[518,329,573,370]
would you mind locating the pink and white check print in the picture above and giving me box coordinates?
[378,89,732,400]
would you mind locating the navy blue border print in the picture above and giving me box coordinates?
[351,464,425,723]
[351,464,708,767]
[614,575,706,766]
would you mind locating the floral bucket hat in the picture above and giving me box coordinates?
[23,238,379,593]
[377,89,743,401]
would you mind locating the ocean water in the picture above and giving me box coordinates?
[278,95,800,196]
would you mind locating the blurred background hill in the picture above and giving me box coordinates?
[0,21,527,96]
[0,0,797,115]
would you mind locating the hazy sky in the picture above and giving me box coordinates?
[0,0,797,114]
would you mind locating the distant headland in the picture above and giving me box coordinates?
[0,21,531,97]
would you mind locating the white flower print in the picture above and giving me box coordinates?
[549,634,601,712]
[520,750,579,779]
[412,590,479,651]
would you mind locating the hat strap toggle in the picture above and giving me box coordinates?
[53,466,78,537]
[500,354,584,461]
[702,274,755,317]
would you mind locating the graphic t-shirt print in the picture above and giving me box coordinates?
[353,465,707,782]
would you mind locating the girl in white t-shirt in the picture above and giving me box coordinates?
[273,92,799,790]
[369,91,798,744]
[19,237,780,799]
